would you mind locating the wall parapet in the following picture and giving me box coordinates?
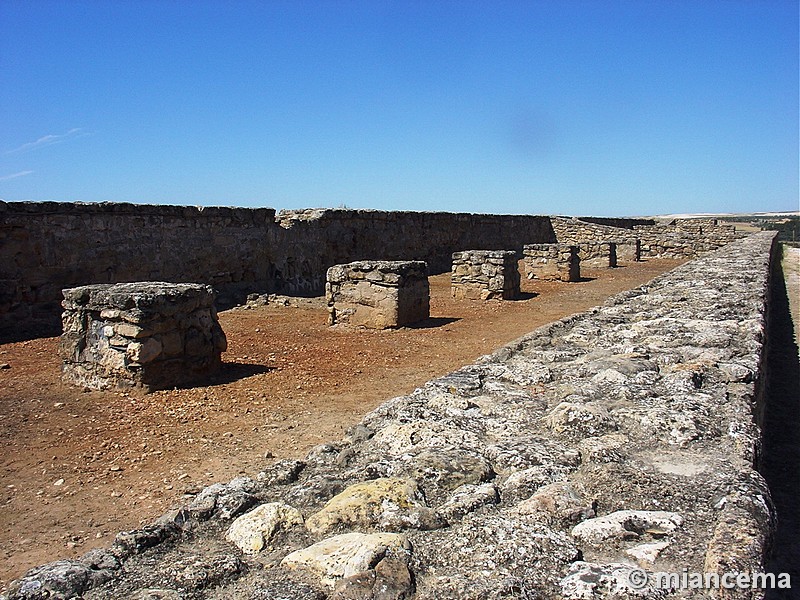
[4,231,776,600]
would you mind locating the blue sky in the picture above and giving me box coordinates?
[1,1,797,217]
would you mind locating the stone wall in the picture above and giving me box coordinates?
[0,202,555,342]
[60,282,227,391]
[326,261,430,329]
[633,220,742,258]
[0,202,276,342]
[0,200,747,344]
[450,250,520,300]
[551,217,641,262]
[4,232,778,600]
[272,209,554,295]
[577,216,655,229]
[551,216,743,261]
[522,243,581,282]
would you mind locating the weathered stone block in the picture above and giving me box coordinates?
[59,282,227,391]
[326,261,429,329]
[523,244,580,282]
[450,250,520,300]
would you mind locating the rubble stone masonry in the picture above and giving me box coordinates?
[450,250,520,300]
[551,216,641,262]
[60,282,227,391]
[633,220,741,258]
[326,261,430,329]
[522,243,581,282]
[0,201,741,343]
[577,241,617,268]
[0,202,557,342]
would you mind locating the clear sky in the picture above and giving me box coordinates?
[1,1,797,217]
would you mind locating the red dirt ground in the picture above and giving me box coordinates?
[0,259,684,590]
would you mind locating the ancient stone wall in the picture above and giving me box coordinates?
[0,202,555,342]
[272,209,554,295]
[326,261,430,329]
[551,217,640,262]
[450,250,520,300]
[0,200,747,344]
[0,202,276,342]
[60,282,227,391]
[4,231,777,600]
[633,220,741,258]
[552,215,742,261]
[577,216,655,229]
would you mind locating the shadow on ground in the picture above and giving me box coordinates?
[511,292,538,301]
[204,362,275,386]
[406,317,461,329]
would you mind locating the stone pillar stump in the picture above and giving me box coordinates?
[451,250,520,300]
[59,282,227,391]
[326,261,429,329]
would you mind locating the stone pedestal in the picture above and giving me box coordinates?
[60,282,227,391]
[451,251,520,300]
[523,244,581,282]
[326,261,429,329]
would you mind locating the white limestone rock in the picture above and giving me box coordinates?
[225,502,304,555]
[571,510,683,544]
[560,561,669,599]
[281,532,410,588]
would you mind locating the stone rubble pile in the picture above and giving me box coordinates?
[5,232,777,600]
[326,261,430,329]
[450,250,520,300]
[59,282,227,392]
[523,244,581,282]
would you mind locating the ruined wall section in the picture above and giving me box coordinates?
[633,220,742,258]
[553,216,742,260]
[0,199,742,343]
[577,216,655,229]
[450,250,520,300]
[1,203,555,342]
[5,232,777,600]
[272,209,555,295]
[326,260,430,329]
[551,217,641,262]
[0,202,276,340]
